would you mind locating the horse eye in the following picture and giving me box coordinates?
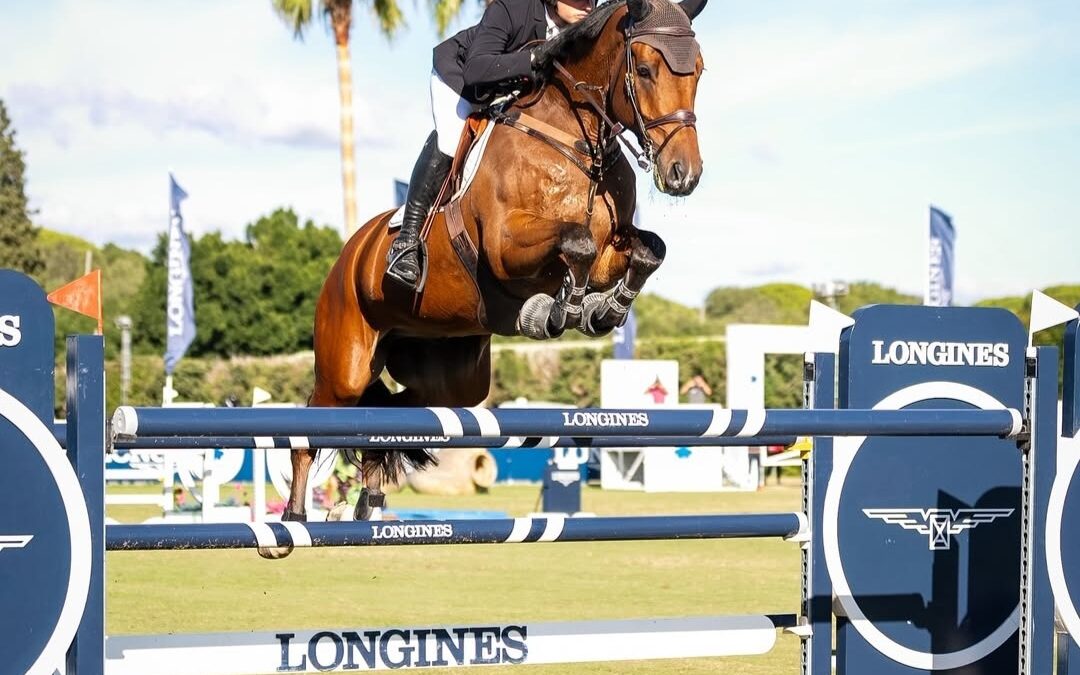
[636,64,651,79]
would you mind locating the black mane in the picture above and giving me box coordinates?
[532,0,627,70]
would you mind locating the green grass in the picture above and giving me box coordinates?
[107,482,804,674]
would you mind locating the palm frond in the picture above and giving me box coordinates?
[429,0,465,37]
[271,0,315,39]
[371,0,406,36]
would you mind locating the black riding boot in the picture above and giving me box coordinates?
[386,130,453,289]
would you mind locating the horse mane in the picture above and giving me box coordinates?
[532,0,627,70]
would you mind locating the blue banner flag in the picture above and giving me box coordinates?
[164,174,196,374]
[925,205,956,307]
[612,308,636,359]
[394,179,409,208]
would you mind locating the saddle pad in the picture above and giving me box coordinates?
[388,121,497,231]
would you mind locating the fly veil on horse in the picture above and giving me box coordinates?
[280,0,707,529]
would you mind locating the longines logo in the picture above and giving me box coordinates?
[871,340,1009,367]
[277,625,527,670]
[0,534,32,553]
[372,523,453,540]
[863,508,1014,550]
[368,436,451,444]
[561,411,649,428]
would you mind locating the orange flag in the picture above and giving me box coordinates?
[48,269,103,335]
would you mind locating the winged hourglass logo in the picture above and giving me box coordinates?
[863,508,1014,550]
[0,534,33,553]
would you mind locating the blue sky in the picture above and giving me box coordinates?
[1,0,1078,305]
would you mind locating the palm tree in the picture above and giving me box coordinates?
[272,0,464,239]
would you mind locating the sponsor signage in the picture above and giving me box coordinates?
[561,411,649,428]
[0,375,92,674]
[863,508,1013,550]
[870,340,1009,368]
[371,523,454,541]
[827,304,1026,673]
[368,436,452,444]
[276,625,528,670]
[0,270,55,424]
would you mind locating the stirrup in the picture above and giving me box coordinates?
[385,240,429,293]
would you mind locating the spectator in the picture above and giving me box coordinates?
[680,374,712,404]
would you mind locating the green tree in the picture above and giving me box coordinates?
[131,208,343,357]
[34,229,148,358]
[634,293,719,337]
[834,281,919,315]
[271,0,465,238]
[0,99,43,274]
[705,283,813,325]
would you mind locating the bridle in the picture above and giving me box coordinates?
[538,12,699,173]
[491,7,699,226]
[620,20,698,171]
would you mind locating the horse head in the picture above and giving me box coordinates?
[617,0,705,196]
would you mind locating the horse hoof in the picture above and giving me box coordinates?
[516,294,557,340]
[257,544,295,560]
[326,502,354,521]
[257,509,306,559]
[579,292,616,338]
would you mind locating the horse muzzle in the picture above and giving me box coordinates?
[661,158,700,196]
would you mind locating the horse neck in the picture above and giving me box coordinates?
[529,18,625,134]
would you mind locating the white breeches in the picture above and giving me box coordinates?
[430,70,479,156]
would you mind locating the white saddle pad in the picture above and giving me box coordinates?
[389,121,497,230]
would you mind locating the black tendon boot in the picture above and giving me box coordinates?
[353,487,386,521]
[386,130,453,289]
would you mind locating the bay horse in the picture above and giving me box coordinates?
[281,0,706,529]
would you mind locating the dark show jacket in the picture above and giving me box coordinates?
[433,0,548,102]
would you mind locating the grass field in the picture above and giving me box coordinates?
[107,481,804,674]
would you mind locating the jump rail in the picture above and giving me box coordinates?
[106,512,806,551]
[112,405,1025,440]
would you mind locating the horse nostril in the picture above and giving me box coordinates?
[668,161,684,184]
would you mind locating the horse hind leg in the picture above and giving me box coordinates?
[348,337,492,520]
[581,228,666,337]
[517,225,597,340]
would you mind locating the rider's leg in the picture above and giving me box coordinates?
[386,130,452,288]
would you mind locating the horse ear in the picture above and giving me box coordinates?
[627,0,652,22]
[676,0,706,22]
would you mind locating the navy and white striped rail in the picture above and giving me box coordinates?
[101,433,799,450]
[56,421,795,449]
[112,405,1024,440]
[105,513,806,551]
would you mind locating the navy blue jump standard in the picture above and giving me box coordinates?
[111,405,1024,440]
[106,513,806,551]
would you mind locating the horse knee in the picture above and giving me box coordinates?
[560,227,598,269]
[631,230,666,273]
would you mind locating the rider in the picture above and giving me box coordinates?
[385,0,596,289]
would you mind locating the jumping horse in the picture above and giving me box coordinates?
[278,0,706,534]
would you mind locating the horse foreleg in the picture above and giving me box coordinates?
[282,448,317,521]
[582,228,666,336]
[518,225,597,339]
